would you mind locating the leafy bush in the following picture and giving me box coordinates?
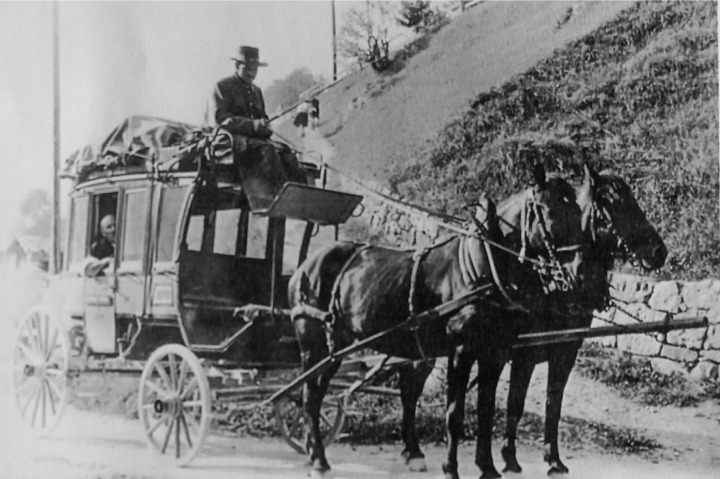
[396,1,445,34]
[389,1,719,280]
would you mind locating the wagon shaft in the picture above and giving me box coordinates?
[514,316,708,349]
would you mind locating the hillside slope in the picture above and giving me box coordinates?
[278,1,718,281]
[313,1,632,182]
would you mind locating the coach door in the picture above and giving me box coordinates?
[83,190,119,354]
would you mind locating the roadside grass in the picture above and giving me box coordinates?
[575,343,720,407]
[342,379,661,457]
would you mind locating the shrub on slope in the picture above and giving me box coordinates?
[390,1,719,280]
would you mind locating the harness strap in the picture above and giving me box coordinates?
[408,247,431,360]
[325,244,373,354]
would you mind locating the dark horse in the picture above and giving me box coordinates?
[500,166,667,475]
[390,165,668,476]
[289,167,592,479]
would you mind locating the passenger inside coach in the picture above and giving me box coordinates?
[84,214,116,277]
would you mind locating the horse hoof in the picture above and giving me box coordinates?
[442,463,460,479]
[407,457,428,472]
[310,469,333,479]
[503,463,522,474]
[547,463,569,476]
[480,470,502,479]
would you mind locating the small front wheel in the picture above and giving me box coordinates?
[12,306,70,436]
[138,344,211,466]
[274,390,349,455]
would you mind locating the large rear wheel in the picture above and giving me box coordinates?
[274,389,349,455]
[12,306,70,436]
[138,344,211,466]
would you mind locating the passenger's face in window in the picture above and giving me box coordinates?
[100,215,116,242]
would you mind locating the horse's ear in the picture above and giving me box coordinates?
[532,162,546,190]
[473,193,496,227]
[582,163,595,190]
[584,163,602,186]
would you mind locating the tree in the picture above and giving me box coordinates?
[397,1,437,33]
[18,188,51,238]
[264,68,325,115]
[337,2,398,70]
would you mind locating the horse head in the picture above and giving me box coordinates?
[576,164,667,271]
[498,164,590,297]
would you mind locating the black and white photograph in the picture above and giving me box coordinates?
[0,1,718,478]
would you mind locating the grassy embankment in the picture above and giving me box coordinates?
[389,1,718,281]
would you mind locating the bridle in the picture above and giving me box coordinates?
[588,192,638,266]
[463,188,585,294]
[517,189,583,293]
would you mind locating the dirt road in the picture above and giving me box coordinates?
[1,349,718,479]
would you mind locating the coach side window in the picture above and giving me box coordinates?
[120,189,148,268]
[67,197,89,269]
[156,186,188,263]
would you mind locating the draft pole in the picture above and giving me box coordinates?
[52,1,61,274]
[331,0,337,81]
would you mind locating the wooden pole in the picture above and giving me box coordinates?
[52,1,61,274]
[513,316,708,349]
[331,0,337,81]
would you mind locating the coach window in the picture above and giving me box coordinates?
[120,190,148,268]
[67,196,89,269]
[156,186,188,263]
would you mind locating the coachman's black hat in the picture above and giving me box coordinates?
[231,45,268,67]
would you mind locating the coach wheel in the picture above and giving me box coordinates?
[12,306,70,437]
[138,344,211,466]
[274,389,350,455]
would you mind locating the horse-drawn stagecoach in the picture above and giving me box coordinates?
[12,115,707,476]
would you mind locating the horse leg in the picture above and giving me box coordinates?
[474,357,505,479]
[543,340,582,475]
[295,317,341,478]
[501,353,536,473]
[398,359,434,472]
[442,350,472,479]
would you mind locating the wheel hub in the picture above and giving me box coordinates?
[153,395,182,417]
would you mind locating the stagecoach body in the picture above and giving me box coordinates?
[57,172,355,366]
[13,116,366,462]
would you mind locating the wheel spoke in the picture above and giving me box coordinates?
[20,380,39,416]
[168,354,178,391]
[45,367,65,377]
[175,417,182,458]
[161,416,175,453]
[184,409,200,434]
[176,360,188,394]
[288,410,305,438]
[153,361,173,392]
[42,314,50,359]
[181,400,204,409]
[15,377,36,396]
[44,377,63,411]
[180,414,193,448]
[180,377,198,401]
[40,380,48,429]
[319,411,333,428]
[17,340,38,363]
[147,415,169,437]
[143,378,168,399]
[30,380,43,427]
[45,328,60,362]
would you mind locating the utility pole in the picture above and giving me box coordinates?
[331,0,337,81]
[52,1,61,274]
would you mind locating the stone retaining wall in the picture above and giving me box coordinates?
[338,176,720,381]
